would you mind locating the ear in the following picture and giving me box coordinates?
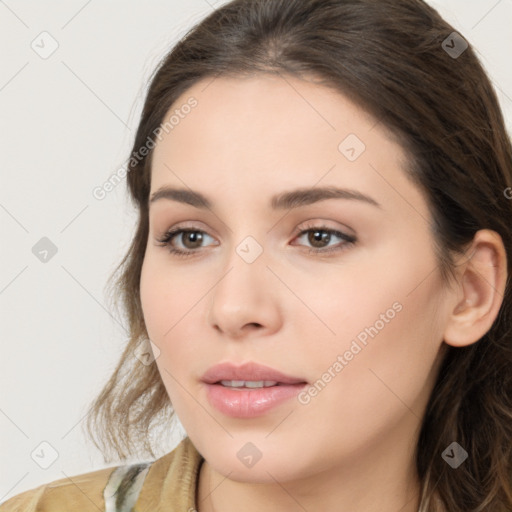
[443,229,508,348]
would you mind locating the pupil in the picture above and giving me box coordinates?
[309,230,330,248]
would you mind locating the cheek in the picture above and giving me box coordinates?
[300,244,445,436]
[139,254,213,391]
[140,253,206,342]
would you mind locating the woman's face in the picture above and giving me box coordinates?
[140,74,451,483]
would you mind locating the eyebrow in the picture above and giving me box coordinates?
[149,185,381,210]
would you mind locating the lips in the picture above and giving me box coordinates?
[201,361,308,418]
[201,361,307,385]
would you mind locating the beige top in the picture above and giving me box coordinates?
[0,436,204,511]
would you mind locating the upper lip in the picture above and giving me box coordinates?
[201,361,307,384]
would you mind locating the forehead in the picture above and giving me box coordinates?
[148,74,429,222]
[153,73,383,160]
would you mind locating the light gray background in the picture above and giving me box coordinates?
[1,0,511,504]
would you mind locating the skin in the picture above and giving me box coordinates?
[139,73,507,512]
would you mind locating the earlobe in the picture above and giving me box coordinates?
[443,229,508,348]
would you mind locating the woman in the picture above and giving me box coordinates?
[2,0,511,511]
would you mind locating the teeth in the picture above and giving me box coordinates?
[220,380,278,388]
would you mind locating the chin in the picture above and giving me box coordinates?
[202,438,316,484]
[210,456,300,483]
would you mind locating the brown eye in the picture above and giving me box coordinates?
[293,226,356,254]
[156,228,218,258]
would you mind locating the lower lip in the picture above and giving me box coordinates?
[204,382,307,418]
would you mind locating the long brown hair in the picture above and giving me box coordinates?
[84,1,512,510]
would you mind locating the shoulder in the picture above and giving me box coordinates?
[0,464,119,512]
[0,437,203,512]
[130,436,204,511]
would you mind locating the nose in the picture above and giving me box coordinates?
[207,246,283,340]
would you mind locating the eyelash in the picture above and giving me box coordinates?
[155,223,357,259]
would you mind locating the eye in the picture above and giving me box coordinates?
[156,228,217,258]
[291,223,356,255]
